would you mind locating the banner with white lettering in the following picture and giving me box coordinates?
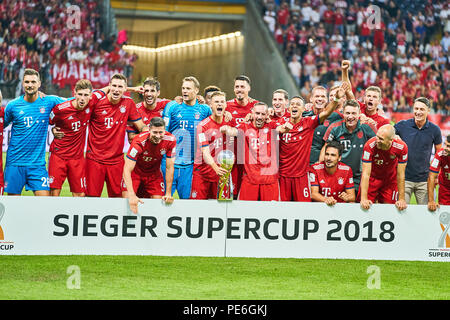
[0,197,448,261]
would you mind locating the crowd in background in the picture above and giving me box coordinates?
[261,0,450,115]
[0,0,137,95]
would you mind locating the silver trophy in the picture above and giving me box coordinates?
[438,212,450,248]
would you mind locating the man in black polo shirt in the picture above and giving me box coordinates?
[394,97,442,205]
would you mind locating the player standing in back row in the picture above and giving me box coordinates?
[86,73,148,198]
[4,68,66,196]
[48,79,106,197]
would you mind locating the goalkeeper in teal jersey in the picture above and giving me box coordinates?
[4,69,66,196]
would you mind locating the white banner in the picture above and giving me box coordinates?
[0,197,448,261]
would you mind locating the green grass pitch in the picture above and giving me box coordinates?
[3,153,447,300]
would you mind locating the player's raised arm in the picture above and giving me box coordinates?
[341,60,356,101]
[427,170,439,212]
[318,84,346,123]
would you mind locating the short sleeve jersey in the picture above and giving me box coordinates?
[86,95,141,165]
[362,137,408,182]
[324,120,377,184]
[4,95,66,166]
[429,149,450,189]
[226,99,259,125]
[126,99,170,134]
[49,90,104,159]
[238,121,279,185]
[279,115,320,177]
[271,111,291,127]
[126,131,176,176]
[310,161,355,202]
[357,100,390,129]
[163,101,212,166]
[194,116,237,182]
[305,110,343,164]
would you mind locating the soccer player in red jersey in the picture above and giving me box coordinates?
[123,117,176,214]
[360,124,408,211]
[48,79,104,197]
[270,89,290,126]
[0,90,4,195]
[428,135,450,211]
[279,84,347,202]
[86,73,148,198]
[227,75,259,199]
[238,102,292,201]
[191,91,237,199]
[126,77,171,142]
[358,86,390,130]
[310,141,355,205]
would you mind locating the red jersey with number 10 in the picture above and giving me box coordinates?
[87,95,141,164]
[362,137,408,182]
[49,91,104,159]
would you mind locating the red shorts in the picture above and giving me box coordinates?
[231,164,244,196]
[279,175,311,202]
[190,172,219,200]
[48,153,85,193]
[438,184,450,205]
[358,177,398,204]
[86,158,124,198]
[132,170,165,198]
[238,175,280,201]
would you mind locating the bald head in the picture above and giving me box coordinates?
[376,124,395,150]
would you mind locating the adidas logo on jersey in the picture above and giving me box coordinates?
[177,114,182,118]
[68,116,74,120]
[102,110,107,115]
[232,111,238,114]
[445,165,449,169]
[19,110,24,115]
[320,180,325,183]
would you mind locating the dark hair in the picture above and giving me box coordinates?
[149,117,165,128]
[143,77,160,91]
[325,140,344,156]
[204,85,221,97]
[234,75,251,85]
[23,68,40,81]
[343,99,360,110]
[290,95,305,105]
[414,97,431,109]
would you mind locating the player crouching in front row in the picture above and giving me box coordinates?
[123,117,176,214]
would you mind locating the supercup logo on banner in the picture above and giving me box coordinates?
[0,202,14,251]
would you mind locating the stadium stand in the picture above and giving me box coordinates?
[260,0,449,115]
[0,0,137,99]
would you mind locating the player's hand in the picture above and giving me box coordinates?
[339,82,350,97]
[128,195,144,214]
[360,199,373,210]
[377,107,385,116]
[395,199,407,211]
[214,166,229,177]
[52,127,64,139]
[196,95,206,104]
[224,111,232,122]
[162,194,174,204]
[268,108,275,116]
[325,197,337,206]
[282,122,293,133]
[128,86,144,94]
[244,113,253,122]
[304,103,313,111]
[341,60,351,70]
[359,114,377,127]
[427,201,439,212]
[174,96,183,104]
[338,192,349,202]
[38,91,46,99]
